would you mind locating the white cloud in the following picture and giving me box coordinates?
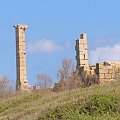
[28,39,71,53]
[89,43,120,65]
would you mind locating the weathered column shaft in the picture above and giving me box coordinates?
[14,24,29,91]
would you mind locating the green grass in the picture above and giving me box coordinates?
[0,82,120,120]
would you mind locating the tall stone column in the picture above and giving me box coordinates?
[13,24,29,91]
[75,33,89,73]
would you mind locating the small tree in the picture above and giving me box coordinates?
[57,58,74,82]
[66,70,83,90]
[0,75,14,97]
[53,58,82,92]
[37,73,53,89]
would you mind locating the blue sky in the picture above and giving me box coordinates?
[0,0,120,86]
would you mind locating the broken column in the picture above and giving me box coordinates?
[13,24,29,91]
[75,33,89,73]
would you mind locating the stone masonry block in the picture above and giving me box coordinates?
[99,68,109,74]
[99,74,105,79]
[104,74,112,79]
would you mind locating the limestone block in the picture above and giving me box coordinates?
[80,55,85,60]
[80,46,85,50]
[19,34,25,38]
[105,66,113,69]
[20,68,26,72]
[79,55,88,60]
[80,50,88,53]
[85,54,88,59]
[108,69,112,74]
[19,42,26,46]
[79,39,87,44]
[83,44,87,49]
[99,74,105,79]
[111,74,115,79]
[80,60,88,66]
[99,68,109,74]
[104,74,112,79]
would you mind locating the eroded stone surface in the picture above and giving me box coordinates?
[75,33,89,73]
[14,24,30,91]
[75,33,120,84]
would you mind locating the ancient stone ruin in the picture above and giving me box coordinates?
[96,62,120,83]
[13,24,30,91]
[75,33,120,83]
[12,24,120,92]
[75,33,89,73]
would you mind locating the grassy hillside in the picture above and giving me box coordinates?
[0,82,120,120]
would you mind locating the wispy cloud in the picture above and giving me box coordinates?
[89,43,120,65]
[27,39,71,53]
[89,35,119,50]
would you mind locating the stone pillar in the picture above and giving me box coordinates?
[13,24,29,91]
[75,33,89,73]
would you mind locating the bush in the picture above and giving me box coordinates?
[82,94,119,115]
[38,93,120,120]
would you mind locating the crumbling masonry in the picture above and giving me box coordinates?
[13,25,119,91]
[14,25,29,91]
[75,33,89,73]
[75,33,120,83]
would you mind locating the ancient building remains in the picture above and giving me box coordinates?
[75,33,120,83]
[13,24,29,91]
[75,33,89,73]
[96,61,120,83]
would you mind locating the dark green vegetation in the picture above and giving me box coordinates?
[0,82,120,120]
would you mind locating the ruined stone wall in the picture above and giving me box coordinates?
[75,33,120,84]
[96,61,120,83]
